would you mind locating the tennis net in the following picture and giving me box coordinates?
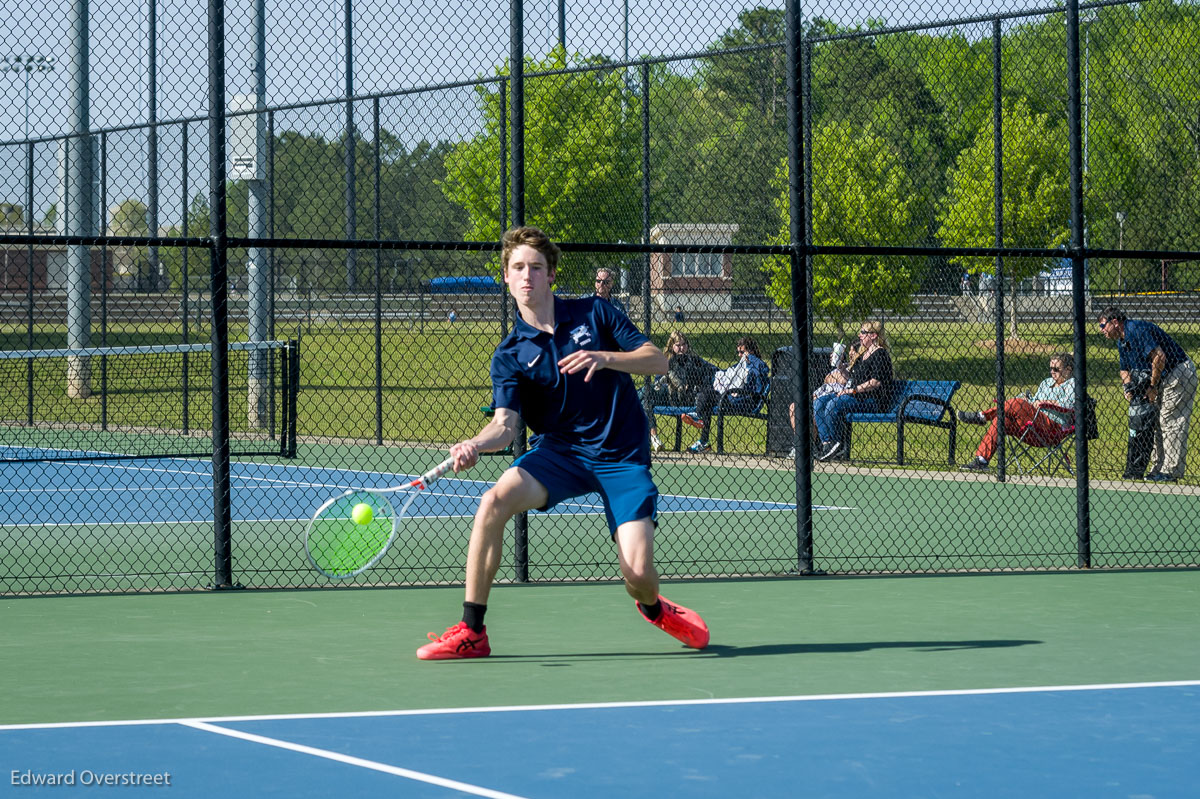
[0,340,298,462]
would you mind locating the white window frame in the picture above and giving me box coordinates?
[674,252,722,277]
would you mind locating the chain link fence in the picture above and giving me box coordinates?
[2,0,1198,594]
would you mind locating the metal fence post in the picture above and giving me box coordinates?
[510,0,529,583]
[787,0,813,574]
[1066,0,1092,568]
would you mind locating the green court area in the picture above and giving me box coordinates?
[2,569,1196,726]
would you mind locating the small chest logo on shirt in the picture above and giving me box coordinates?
[525,353,542,368]
[570,324,593,347]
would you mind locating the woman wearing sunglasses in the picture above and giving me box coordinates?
[959,353,1075,471]
[814,320,894,461]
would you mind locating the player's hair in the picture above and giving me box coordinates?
[1097,306,1126,325]
[501,226,561,273]
[736,336,761,359]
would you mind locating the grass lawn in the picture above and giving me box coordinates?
[3,316,1195,482]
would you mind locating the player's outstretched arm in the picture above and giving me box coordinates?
[558,341,667,382]
[449,407,520,472]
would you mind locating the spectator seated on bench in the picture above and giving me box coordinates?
[815,320,894,462]
[842,379,962,465]
[640,331,716,452]
[680,336,770,453]
[651,383,773,454]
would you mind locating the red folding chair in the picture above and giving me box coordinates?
[1004,396,1097,477]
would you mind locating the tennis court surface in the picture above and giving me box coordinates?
[0,457,798,527]
[3,570,1196,796]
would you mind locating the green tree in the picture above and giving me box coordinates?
[108,199,150,288]
[440,47,641,286]
[187,128,470,292]
[703,7,789,127]
[0,202,25,227]
[108,199,150,236]
[684,7,792,293]
[814,31,949,254]
[765,124,919,336]
[1083,2,1200,290]
[884,30,993,157]
[938,99,1070,337]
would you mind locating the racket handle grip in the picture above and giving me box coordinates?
[413,457,455,489]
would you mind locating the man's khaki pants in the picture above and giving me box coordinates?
[1152,359,1198,479]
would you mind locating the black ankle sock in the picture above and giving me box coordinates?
[462,602,487,633]
[638,599,662,621]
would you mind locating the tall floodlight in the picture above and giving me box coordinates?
[65,0,95,398]
[3,55,56,140]
[227,0,270,427]
[148,0,161,289]
[623,0,628,61]
[344,0,357,292]
[231,93,268,426]
[253,0,269,427]
[1116,211,1126,293]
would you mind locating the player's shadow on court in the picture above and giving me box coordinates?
[698,639,1042,657]
[489,639,1041,661]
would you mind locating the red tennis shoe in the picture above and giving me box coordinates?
[638,596,709,649]
[417,621,491,660]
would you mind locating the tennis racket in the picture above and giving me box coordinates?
[304,458,455,578]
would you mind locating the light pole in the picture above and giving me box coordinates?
[1081,10,1096,255]
[3,54,56,140]
[558,0,566,51]
[623,0,629,62]
[1115,210,1126,294]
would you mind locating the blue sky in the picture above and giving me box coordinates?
[1,0,1051,226]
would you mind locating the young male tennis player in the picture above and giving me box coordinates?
[417,226,710,659]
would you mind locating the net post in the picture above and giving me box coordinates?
[286,339,299,458]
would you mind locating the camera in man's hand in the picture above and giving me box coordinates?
[1124,369,1152,401]
[1124,369,1156,431]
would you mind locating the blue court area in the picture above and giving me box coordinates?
[0,457,805,528]
[3,682,1195,797]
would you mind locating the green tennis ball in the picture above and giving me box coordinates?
[351,502,374,526]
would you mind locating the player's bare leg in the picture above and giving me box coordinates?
[465,466,547,605]
[615,519,660,604]
[618,519,710,649]
[417,466,546,660]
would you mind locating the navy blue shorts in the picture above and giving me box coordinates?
[512,447,658,536]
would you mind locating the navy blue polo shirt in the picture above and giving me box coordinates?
[491,295,652,463]
[1118,319,1188,374]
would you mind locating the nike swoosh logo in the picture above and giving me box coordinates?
[526,354,542,367]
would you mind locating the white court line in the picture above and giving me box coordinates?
[11,459,814,513]
[0,507,843,528]
[0,486,212,495]
[29,456,499,489]
[3,679,1197,731]
[178,720,531,799]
